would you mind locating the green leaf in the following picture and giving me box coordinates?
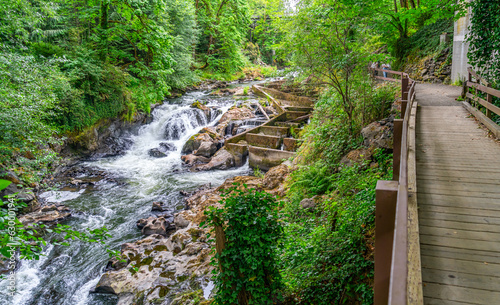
[0,179,12,192]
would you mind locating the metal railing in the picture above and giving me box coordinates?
[371,68,417,305]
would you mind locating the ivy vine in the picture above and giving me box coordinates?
[202,185,283,304]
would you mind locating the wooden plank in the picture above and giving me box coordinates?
[418,188,500,199]
[418,175,500,185]
[423,282,500,304]
[417,180,500,194]
[418,211,500,225]
[417,164,500,173]
[468,67,491,86]
[463,101,500,139]
[423,297,476,305]
[418,196,500,211]
[420,244,500,264]
[419,204,500,218]
[420,234,500,253]
[417,168,500,178]
[421,255,500,277]
[418,192,500,204]
[419,218,500,233]
[419,225,500,242]
[422,268,500,291]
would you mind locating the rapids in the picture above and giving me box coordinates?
[0,86,263,305]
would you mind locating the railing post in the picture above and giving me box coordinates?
[467,70,472,106]
[375,180,399,305]
[486,83,492,118]
[393,119,403,181]
[401,75,409,100]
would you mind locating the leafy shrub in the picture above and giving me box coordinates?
[203,185,283,305]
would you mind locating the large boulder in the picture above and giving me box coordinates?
[361,121,393,150]
[195,148,235,171]
[190,101,210,118]
[193,141,217,158]
[215,106,255,136]
[340,148,374,167]
[181,127,222,156]
[181,154,211,166]
[262,164,290,190]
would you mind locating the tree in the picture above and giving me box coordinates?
[278,0,370,133]
[195,0,250,73]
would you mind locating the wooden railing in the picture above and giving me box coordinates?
[464,67,500,138]
[371,68,418,305]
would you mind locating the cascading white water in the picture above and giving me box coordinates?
[0,89,251,305]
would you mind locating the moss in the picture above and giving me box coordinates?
[176,274,190,282]
[160,271,176,279]
[153,245,169,252]
[187,228,203,242]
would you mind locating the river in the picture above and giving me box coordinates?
[0,85,261,305]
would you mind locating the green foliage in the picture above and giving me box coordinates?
[396,18,453,67]
[203,185,283,304]
[280,158,392,304]
[253,167,264,178]
[195,0,250,73]
[467,0,500,85]
[0,51,64,184]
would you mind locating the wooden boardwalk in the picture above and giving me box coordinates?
[416,87,500,305]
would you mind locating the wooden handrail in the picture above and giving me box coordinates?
[374,73,418,305]
[370,67,410,83]
[465,68,500,119]
[464,68,500,138]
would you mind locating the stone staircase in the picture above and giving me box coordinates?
[224,84,314,170]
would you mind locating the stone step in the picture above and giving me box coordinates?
[274,122,301,128]
[248,126,289,137]
[283,138,302,152]
[248,146,296,171]
[245,133,282,149]
[285,111,310,121]
[284,106,314,113]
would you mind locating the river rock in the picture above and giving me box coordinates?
[181,154,211,166]
[148,148,167,158]
[174,214,190,229]
[194,148,235,171]
[193,141,217,158]
[262,164,290,190]
[139,216,175,237]
[151,201,167,212]
[190,101,210,118]
[18,204,71,225]
[159,142,176,152]
[181,127,222,156]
